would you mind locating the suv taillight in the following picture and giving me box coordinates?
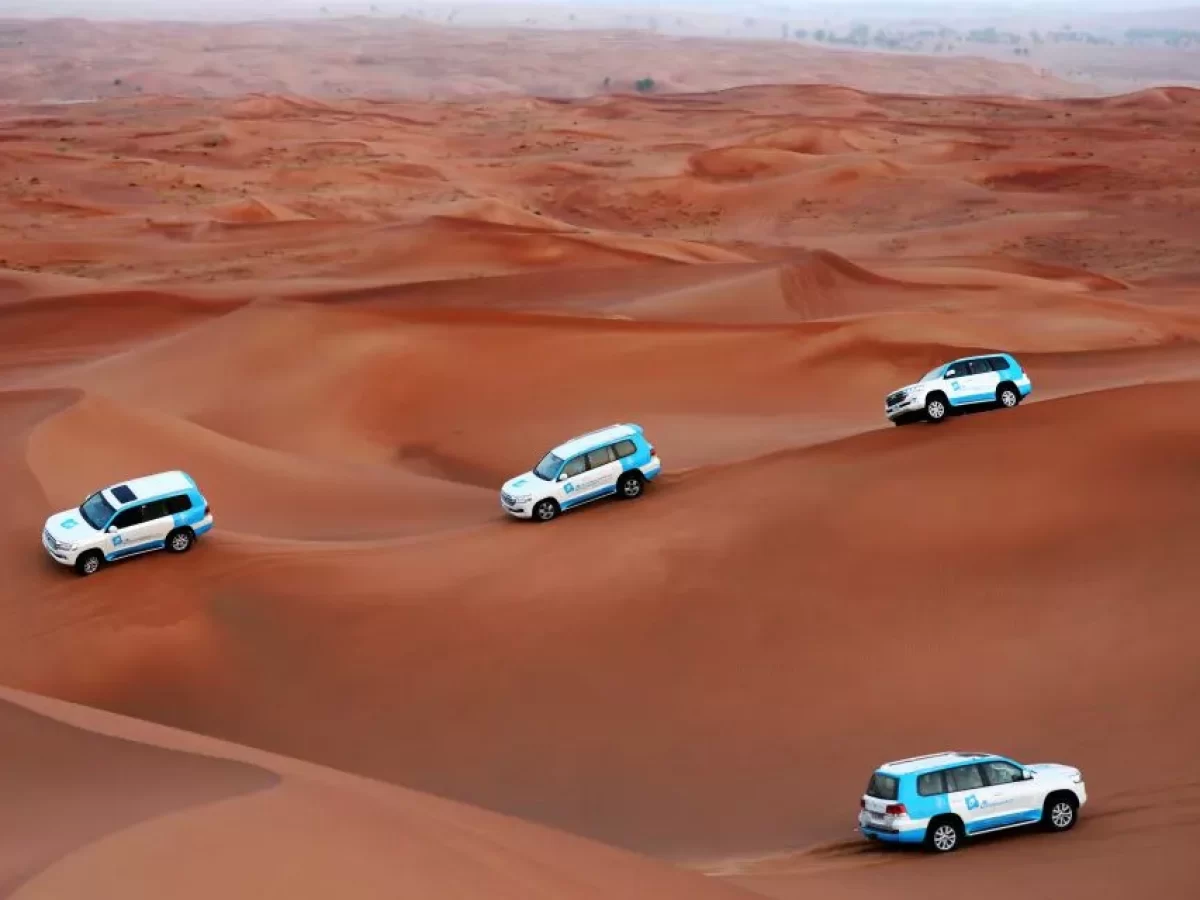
[204,504,210,516]
[648,445,655,457]
[860,798,866,809]
[885,803,907,816]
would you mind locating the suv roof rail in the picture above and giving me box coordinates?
[571,423,629,440]
[886,751,954,765]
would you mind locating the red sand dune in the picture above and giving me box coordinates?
[0,686,758,900]
[1,72,1199,900]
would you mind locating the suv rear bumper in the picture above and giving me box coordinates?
[859,823,926,844]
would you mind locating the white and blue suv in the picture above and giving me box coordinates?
[42,470,214,576]
[858,751,1087,853]
[500,423,661,522]
[885,353,1032,424]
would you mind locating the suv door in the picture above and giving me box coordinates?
[140,498,173,544]
[106,504,154,555]
[555,455,589,505]
[964,357,1000,403]
[583,444,621,495]
[943,763,991,832]
[941,360,972,406]
[978,759,1041,827]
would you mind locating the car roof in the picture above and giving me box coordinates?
[102,470,197,507]
[551,424,641,460]
[877,751,1001,776]
[948,352,1014,365]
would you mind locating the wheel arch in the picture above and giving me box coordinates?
[1044,788,1080,809]
[924,812,965,850]
[926,811,965,834]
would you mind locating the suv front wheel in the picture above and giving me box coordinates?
[74,550,103,577]
[925,394,949,423]
[532,498,560,522]
[1042,793,1078,832]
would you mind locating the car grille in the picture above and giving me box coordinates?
[43,528,63,550]
[886,391,906,407]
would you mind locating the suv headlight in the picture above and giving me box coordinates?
[508,494,532,504]
[59,541,77,551]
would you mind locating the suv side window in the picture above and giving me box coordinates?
[944,764,985,793]
[586,445,615,469]
[560,456,587,479]
[917,770,947,796]
[981,760,1024,785]
[966,359,992,376]
[612,439,637,460]
[165,494,193,515]
[944,362,966,379]
[141,500,169,521]
[111,506,142,529]
[987,356,1010,372]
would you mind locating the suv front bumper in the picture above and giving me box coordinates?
[885,393,923,419]
[500,494,534,518]
[42,529,81,566]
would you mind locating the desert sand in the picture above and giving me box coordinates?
[2,51,1200,900]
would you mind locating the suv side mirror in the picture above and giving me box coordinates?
[1023,769,1035,780]
[106,525,117,534]
[557,472,568,482]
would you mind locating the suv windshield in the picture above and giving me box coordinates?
[533,452,563,481]
[920,365,945,382]
[79,491,116,530]
[865,771,899,800]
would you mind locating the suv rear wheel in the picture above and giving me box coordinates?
[926,816,963,853]
[997,383,1020,408]
[166,527,194,553]
[618,472,644,499]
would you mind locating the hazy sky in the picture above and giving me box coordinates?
[0,0,1175,9]
[0,0,1186,23]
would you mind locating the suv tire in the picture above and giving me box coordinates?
[1042,793,1078,833]
[925,816,964,853]
[997,383,1020,409]
[533,498,560,522]
[166,527,194,553]
[925,393,949,423]
[618,472,644,500]
[74,550,103,577]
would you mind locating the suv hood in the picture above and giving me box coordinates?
[44,509,101,543]
[501,472,544,495]
[1027,763,1080,778]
